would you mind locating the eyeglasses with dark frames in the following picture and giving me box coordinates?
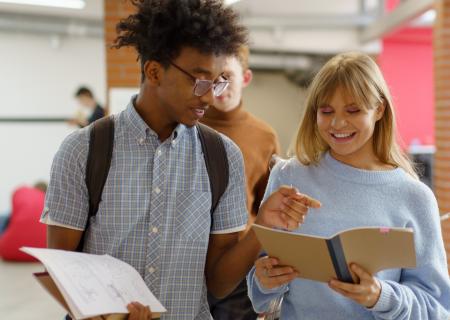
[169,61,230,97]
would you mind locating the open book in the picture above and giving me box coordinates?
[252,225,416,283]
[21,247,166,320]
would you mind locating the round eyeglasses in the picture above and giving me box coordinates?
[169,61,230,97]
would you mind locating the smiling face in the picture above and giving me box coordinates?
[316,86,385,169]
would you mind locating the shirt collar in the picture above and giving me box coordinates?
[124,95,187,145]
[170,123,187,147]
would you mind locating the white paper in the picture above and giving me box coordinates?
[21,247,166,320]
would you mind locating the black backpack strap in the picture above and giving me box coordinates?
[76,116,114,252]
[196,123,229,214]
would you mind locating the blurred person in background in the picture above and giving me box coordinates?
[0,181,47,261]
[201,45,280,320]
[68,86,105,127]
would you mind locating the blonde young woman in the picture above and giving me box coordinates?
[247,52,450,319]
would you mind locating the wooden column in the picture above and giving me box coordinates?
[434,0,450,271]
[104,0,141,113]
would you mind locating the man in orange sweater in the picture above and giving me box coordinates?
[201,46,280,320]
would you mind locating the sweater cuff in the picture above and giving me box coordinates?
[369,280,395,312]
[255,274,287,294]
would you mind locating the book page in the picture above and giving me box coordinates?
[340,227,416,275]
[21,247,166,320]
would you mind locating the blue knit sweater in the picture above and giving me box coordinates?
[247,152,450,319]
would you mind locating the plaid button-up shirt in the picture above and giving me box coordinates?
[41,99,248,319]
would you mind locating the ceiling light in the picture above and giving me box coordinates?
[420,9,436,23]
[0,0,85,9]
[225,0,241,5]
[410,9,436,26]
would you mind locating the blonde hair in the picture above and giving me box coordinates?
[295,52,418,179]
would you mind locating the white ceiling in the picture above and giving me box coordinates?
[235,0,379,16]
[0,0,102,19]
[0,0,434,72]
[0,0,377,19]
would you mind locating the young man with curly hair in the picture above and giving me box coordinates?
[41,1,318,319]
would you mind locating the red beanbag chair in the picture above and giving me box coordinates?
[0,186,46,261]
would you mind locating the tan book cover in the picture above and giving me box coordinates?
[252,224,416,283]
[21,247,166,320]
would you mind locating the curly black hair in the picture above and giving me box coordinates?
[113,0,248,80]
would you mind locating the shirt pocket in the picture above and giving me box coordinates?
[174,191,211,242]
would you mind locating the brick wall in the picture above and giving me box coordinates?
[104,0,140,112]
[434,0,450,270]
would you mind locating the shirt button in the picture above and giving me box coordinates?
[138,138,145,145]
[152,227,158,234]
[171,140,176,146]
[148,267,155,274]
[156,150,162,156]
[154,187,161,194]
